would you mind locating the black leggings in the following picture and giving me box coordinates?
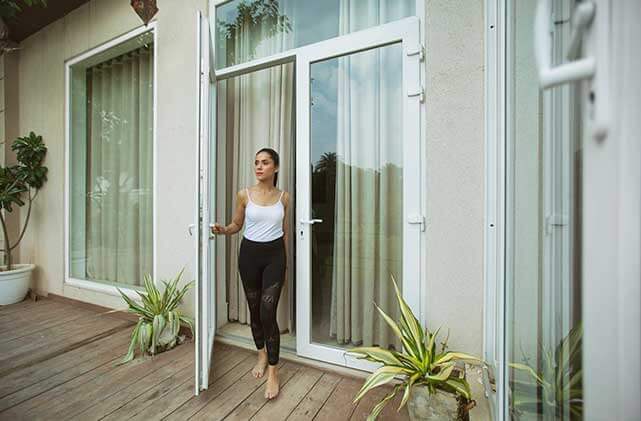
[238,235,286,365]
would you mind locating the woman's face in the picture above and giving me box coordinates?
[254,152,278,183]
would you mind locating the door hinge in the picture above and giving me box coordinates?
[407,214,426,231]
[408,86,425,103]
[545,214,568,234]
[406,44,425,61]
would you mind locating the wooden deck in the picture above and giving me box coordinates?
[0,298,410,420]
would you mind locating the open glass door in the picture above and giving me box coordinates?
[295,17,423,369]
[195,9,215,394]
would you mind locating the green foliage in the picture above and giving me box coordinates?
[217,0,292,65]
[117,269,195,364]
[0,131,48,270]
[346,274,483,420]
[509,323,583,419]
[0,0,47,19]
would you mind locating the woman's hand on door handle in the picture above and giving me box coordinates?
[211,223,227,235]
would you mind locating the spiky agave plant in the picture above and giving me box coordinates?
[509,323,583,419]
[117,269,194,363]
[346,274,483,420]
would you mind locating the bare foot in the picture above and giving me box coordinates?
[252,348,268,378]
[264,365,280,399]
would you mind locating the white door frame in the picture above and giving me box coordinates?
[195,9,216,394]
[295,17,423,370]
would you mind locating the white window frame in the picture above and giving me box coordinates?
[483,0,505,418]
[63,22,158,300]
[209,0,428,341]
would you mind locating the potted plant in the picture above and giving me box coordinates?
[509,323,583,419]
[347,274,483,420]
[117,269,194,363]
[0,131,47,305]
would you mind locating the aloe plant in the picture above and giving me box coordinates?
[117,270,194,363]
[509,323,583,419]
[346,274,483,420]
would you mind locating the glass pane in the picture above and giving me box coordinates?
[215,0,415,69]
[214,62,296,347]
[310,43,403,350]
[69,31,154,287]
[505,1,583,419]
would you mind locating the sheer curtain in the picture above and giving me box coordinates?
[221,6,296,332]
[85,46,154,286]
[329,0,413,348]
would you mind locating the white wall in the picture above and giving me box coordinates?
[11,0,206,314]
[424,0,485,355]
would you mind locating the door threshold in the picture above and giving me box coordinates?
[214,334,370,380]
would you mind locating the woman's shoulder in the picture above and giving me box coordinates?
[280,190,290,205]
[236,188,249,205]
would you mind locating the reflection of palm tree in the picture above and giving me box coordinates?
[217,0,292,65]
[315,152,336,173]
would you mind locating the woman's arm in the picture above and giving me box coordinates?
[212,190,246,235]
[282,192,290,271]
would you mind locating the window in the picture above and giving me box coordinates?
[67,29,155,288]
[503,1,582,419]
[215,0,415,69]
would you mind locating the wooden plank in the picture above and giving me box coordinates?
[313,377,362,420]
[0,298,48,315]
[349,382,390,420]
[100,364,195,421]
[101,344,243,421]
[0,329,131,411]
[0,314,130,374]
[0,304,99,342]
[68,346,195,420]
[251,365,324,420]
[129,346,254,420]
[0,302,61,326]
[13,341,193,420]
[47,293,140,324]
[173,361,287,420]
[287,372,342,420]
[1,345,135,419]
[216,362,303,421]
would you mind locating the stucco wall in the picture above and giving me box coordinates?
[424,0,485,355]
[10,0,206,314]
[8,0,486,355]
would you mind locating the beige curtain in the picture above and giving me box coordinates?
[85,46,154,286]
[221,6,296,332]
[329,0,413,348]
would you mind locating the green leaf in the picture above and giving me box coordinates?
[120,319,143,364]
[353,366,407,403]
[426,363,455,382]
[389,273,424,361]
[434,352,482,367]
[366,383,402,421]
[399,372,422,410]
[443,377,472,400]
[509,363,550,388]
[152,314,166,355]
[347,347,403,367]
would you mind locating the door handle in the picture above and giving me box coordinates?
[188,224,195,236]
[534,0,595,89]
[300,219,323,225]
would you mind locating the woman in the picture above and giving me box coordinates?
[211,148,289,400]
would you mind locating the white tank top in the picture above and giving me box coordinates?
[243,188,285,242]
